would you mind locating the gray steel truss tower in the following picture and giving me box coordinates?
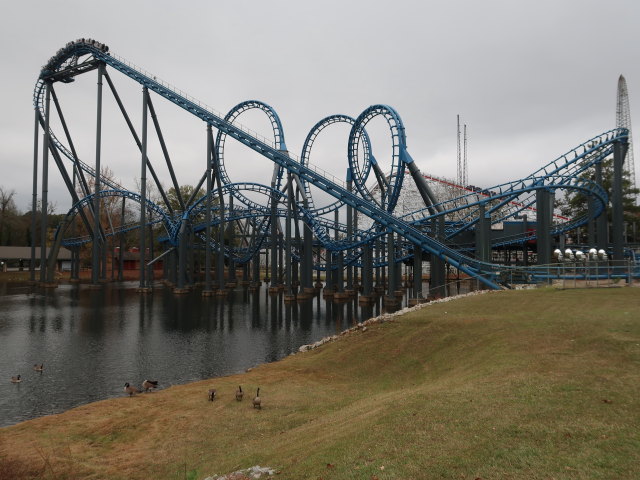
[456,115,468,187]
[616,75,636,196]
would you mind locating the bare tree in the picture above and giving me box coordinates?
[0,187,16,244]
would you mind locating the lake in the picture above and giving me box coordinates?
[0,281,404,427]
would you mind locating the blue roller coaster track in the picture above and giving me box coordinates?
[34,39,633,291]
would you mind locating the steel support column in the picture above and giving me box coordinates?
[204,124,213,293]
[285,172,293,295]
[612,140,628,262]
[587,197,596,246]
[346,170,353,291]
[362,243,373,296]
[139,86,148,289]
[228,194,236,285]
[595,163,608,250]
[387,232,396,296]
[177,222,188,289]
[118,197,125,281]
[475,204,491,263]
[270,183,278,289]
[303,221,313,290]
[430,216,446,297]
[211,143,225,292]
[40,82,52,284]
[413,244,422,298]
[30,108,39,282]
[336,252,344,293]
[252,244,261,285]
[92,64,105,285]
[536,189,553,266]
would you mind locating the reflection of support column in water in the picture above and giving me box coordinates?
[536,189,553,267]
[137,85,148,291]
[612,140,628,264]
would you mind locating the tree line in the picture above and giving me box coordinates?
[0,187,64,247]
[555,157,640,243]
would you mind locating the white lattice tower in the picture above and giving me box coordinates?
[616,75,636,196]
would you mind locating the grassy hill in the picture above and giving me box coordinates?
[1,287,639,479]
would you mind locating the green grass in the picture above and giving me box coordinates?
[1,287,639,479]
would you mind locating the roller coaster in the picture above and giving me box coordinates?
[31,39,637,299]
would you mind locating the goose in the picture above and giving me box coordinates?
[11,375,21,383]
[235,385,244,401]
[33,364,44,372]
[253,388,261,409]
[142,379,158,392]
[208,388,217,401]
[124,382,141,396]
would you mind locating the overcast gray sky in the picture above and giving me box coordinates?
[1,0,638,213]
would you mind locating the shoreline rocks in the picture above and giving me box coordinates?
[205,465,277,480]
[296,290,492,354]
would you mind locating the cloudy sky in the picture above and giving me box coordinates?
[1,0,638,213]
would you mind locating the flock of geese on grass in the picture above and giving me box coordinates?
[126,381,262,409]
[11,368,262,410]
